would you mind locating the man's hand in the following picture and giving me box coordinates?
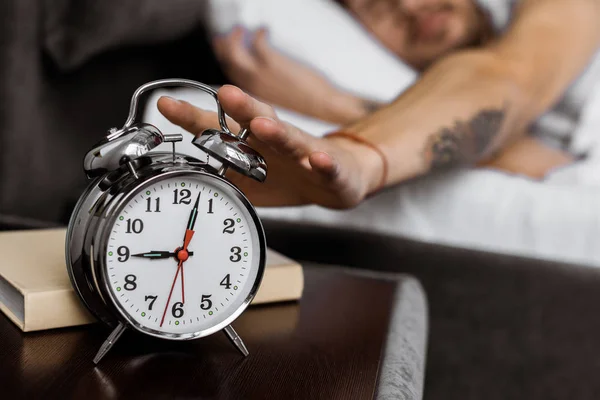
[157,85,385,209]
[213,27,377,125]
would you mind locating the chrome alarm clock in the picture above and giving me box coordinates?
[66,79,267,364]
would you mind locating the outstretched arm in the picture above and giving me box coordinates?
[346,0,600,185]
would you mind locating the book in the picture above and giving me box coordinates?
[0,228,303,332]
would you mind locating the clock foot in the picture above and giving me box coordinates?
[93,322,127,364]
[223,325,249,357]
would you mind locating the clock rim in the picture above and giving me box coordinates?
[65,162,267,340]
[94,168,267,340]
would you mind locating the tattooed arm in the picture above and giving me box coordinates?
[343,0,600,185]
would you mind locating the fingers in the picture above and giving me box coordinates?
[252,28,273,62]
[218,85,279,127]
[157,96,240,134]
[249,116,317,160]
[308,152,339,179]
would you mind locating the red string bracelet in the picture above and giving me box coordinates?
[325,131,389,194]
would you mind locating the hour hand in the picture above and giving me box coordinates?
[132,251,194,259]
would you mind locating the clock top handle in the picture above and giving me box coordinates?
[112,78,248,140]
[83,79,259,178]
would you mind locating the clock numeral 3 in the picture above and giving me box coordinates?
[172,302,184,318]
[200,294,213,310]
[220,274,232,289]
[173,189,191,205]
[145,295,157,310]
[126,218,144,234]
[145,197,160,212]
[223,219,235,234]
[124,274,137,291]
[230,246,242,262]
[117,246,130,262]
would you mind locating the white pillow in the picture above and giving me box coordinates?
[205,0,417,103]
[143,0,418,152]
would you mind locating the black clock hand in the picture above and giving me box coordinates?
[186,192,201,232]
[132,251,194,259]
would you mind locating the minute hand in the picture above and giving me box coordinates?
[186,192,201,232]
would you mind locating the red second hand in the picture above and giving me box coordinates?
[161,229,195,326]
[181,264,185,304]
[160,260,183,327]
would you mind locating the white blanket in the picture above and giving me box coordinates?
[143,0,600,267]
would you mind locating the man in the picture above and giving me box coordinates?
[158,0,600,209]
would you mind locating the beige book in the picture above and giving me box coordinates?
[0,228,303,332]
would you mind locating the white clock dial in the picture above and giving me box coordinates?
[102,172,264,338]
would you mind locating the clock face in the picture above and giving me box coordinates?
[101,172,264,339]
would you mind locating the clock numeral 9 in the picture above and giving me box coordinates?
[145,295,157,310]
[223,219,235,234]
[117,246,129,262]
[230,246,242,262]
[220,274,232,289]
[173,189,191,205]
[172,302,184,318]
[200,294,212,310]
[146,197,160,213]
[124,274,137,291]
[125,218,144,234]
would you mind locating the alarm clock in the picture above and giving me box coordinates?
[65,79,267,364]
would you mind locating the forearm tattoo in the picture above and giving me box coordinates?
[424,108,506,170]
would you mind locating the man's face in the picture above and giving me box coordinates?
[345,0,492,70]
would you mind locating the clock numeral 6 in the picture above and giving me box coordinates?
[125,218,144,234]
[173,189,191,205]
[230,246,242,262]
[223,219,235,234]
[172,302,184,318]
[220,274,232,289]
[145,295,157,310]
[124,274,137,291]
[117,246,130,262]
[200,294,212,310]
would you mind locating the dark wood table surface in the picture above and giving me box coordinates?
[0,265,397,400]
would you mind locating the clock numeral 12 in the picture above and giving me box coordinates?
[173,189,191,205]
[146,197,160,212]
